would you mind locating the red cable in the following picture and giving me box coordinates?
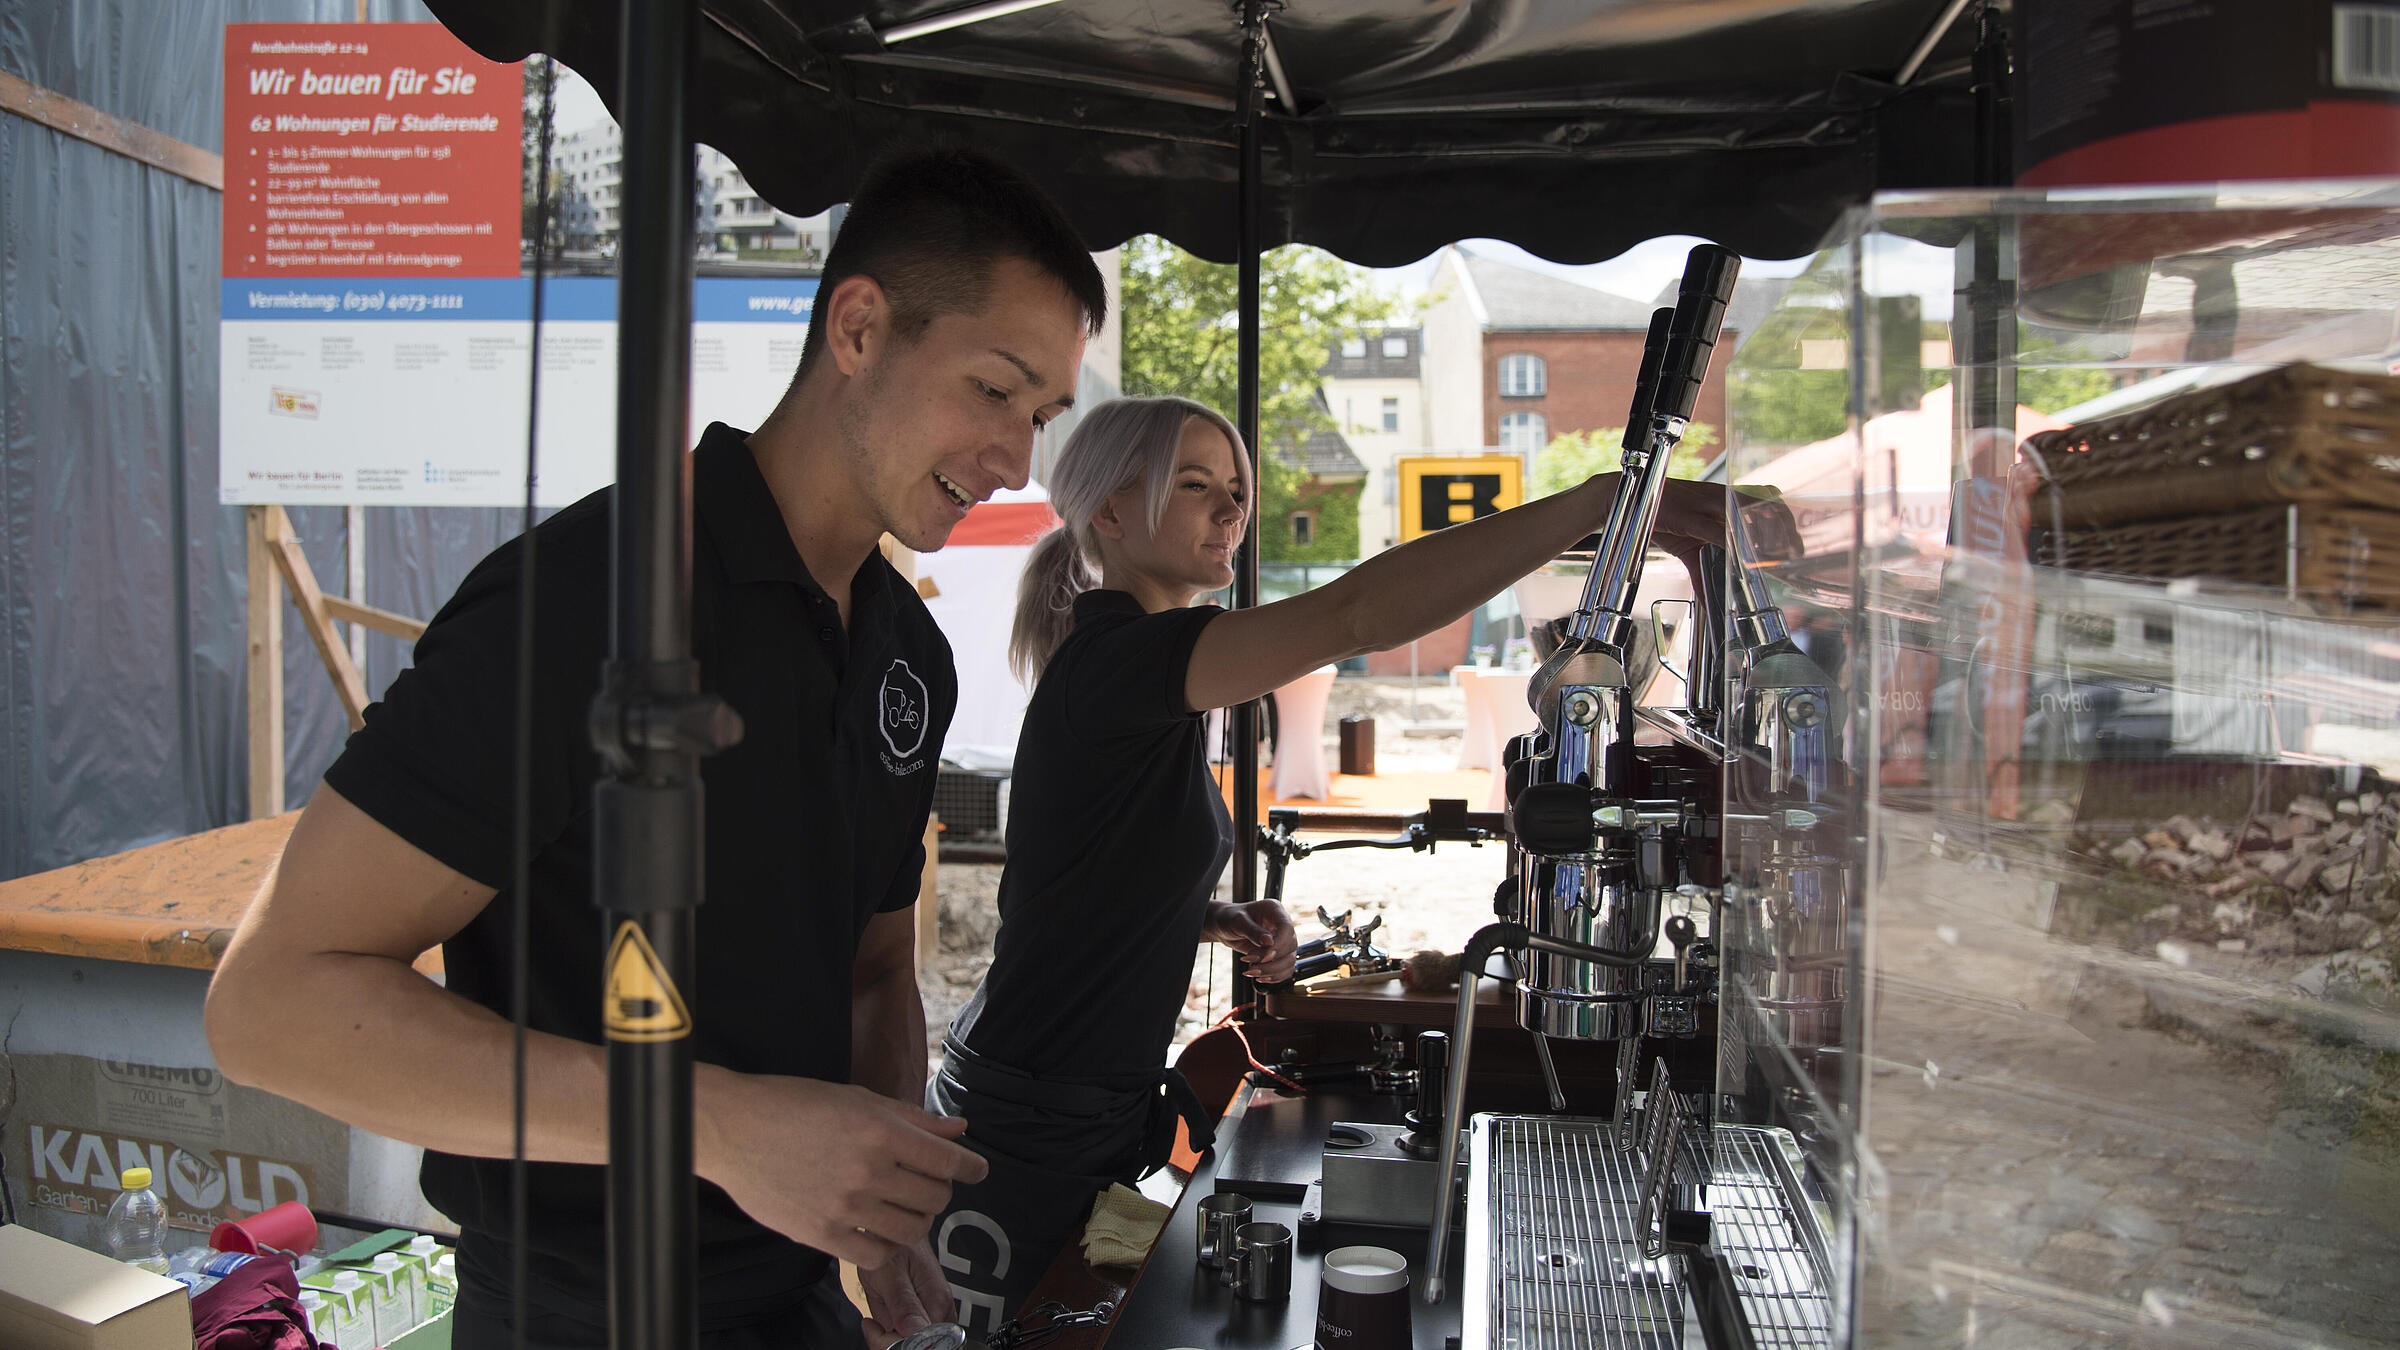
[1213,1003,1307,1094]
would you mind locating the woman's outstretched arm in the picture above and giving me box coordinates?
[1184,474,1726,715]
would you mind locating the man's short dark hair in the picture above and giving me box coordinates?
[796,146,1107,381]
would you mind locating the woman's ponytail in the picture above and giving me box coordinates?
[1009,524,1095,686]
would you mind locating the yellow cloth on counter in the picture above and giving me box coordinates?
[1079,1183,1171,1268]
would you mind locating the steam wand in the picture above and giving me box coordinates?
[1422,920,1649,1304]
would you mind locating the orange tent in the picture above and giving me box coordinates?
[1745,382,2069,555]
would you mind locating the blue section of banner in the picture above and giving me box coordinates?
[693,277,818,323]
[224,277,542,321]
[222,275,817,323]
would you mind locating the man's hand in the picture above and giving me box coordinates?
[1201,900,1299,982]
[697,1070,988,1269]
[857,1238,956,1349]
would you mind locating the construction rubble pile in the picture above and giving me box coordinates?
[2070,787,2399,983]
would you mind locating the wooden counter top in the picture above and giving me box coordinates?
[0,814,301,970]
[1262,971,1518,1028]
[0,814,439,977]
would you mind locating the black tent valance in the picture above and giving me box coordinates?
[428,0,1989,265]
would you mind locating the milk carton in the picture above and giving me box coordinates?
[399,1235,447,1317]
[426,1250,458,1318]
[297,1269,374,1350]
[361,1251,421,1341]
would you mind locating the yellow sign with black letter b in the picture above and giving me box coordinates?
[1396,455,1523,543]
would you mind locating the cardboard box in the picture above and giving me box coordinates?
[0,1224,193,1350]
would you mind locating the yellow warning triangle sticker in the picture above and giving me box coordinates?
[603,922,692,1042]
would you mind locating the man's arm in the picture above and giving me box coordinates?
[205,786,608,1163]
[205,786,986,1269]
[847,906,954,1347]
[850,908,930,1105]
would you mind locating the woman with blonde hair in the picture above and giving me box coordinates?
[928,395,1727,1326]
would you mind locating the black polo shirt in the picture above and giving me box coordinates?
[951,590,1231,1077]
[323,422,954,1326]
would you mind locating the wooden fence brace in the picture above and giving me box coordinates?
[261,505,372,732]
[245,507,285,819]
[243,504,428,819]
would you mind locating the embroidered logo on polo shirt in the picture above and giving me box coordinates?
[878,657,930,772]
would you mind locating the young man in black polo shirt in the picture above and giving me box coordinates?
[204,148,1106,1348]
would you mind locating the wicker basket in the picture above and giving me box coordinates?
[2023,363,2400,612]
[2031,504,2400,613]
[2023,363,2400,528]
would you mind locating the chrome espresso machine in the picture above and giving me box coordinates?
[1415,244,1850,1349]
[1274,190,2400,1350]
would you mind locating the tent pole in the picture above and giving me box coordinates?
[1229,0,1268,1013]
[592,3,731,1349]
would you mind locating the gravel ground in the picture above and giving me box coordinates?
[919,675,1512,1068]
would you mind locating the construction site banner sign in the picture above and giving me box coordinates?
[218,23,817,508]
[1396,455,1523,543]
[223,23,521,280]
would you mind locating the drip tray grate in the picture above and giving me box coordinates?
[1466,1116,1833,1349]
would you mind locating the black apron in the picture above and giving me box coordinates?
[924,1036,1214,1336]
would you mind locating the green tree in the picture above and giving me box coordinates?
[1527,423,1718,499]
[1120,236,1401,559]
[1922,363,2118,415]
[1728,368,1849,446]
[521,57,566,250]
[1267,476,1363,563]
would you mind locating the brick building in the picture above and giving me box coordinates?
[1423,248,1739,456]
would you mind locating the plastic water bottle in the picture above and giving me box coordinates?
[105,1167,168,1274]
[165,1246,214,1295]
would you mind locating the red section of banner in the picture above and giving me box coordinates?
[223,23,522,279]
[2019,102,2400,188]
[949,502,1060,547]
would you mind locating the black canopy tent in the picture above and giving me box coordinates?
[433,0,1990,266]
[416,2,2004,1345]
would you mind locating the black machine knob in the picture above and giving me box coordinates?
[1501,730,1543,806]
[1512,781,1596,854]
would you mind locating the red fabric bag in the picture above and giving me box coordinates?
[192,1255,319,1350]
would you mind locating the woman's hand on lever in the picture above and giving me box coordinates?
[1202,899,1299,982]
[1649,478,1801,598]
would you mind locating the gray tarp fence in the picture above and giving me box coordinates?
[0,0,529,881]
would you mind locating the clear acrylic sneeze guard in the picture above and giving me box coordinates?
[1718,182,2400,1348]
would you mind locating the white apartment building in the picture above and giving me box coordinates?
[1319,325,1429,555]
[699,147,836,255]
[550,120,833,255]
[554,120,621,249]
